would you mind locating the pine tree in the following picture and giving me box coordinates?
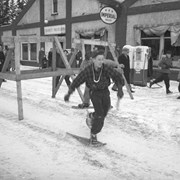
[0,0,29,26]
[0,0,11,26]
[17,0,28,12]
[9,0,17,23]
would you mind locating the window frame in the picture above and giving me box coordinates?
[21,42,38,61]
[52,0,58,15]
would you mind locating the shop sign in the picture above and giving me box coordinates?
[44,25,65,35]
[100,7,117,24]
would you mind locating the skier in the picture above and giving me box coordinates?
[64,50,124,145]
[77,50,121,109]
[149,50,173,94]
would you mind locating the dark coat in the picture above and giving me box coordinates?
[48,51,52,67]
[0,51,5,71]
[118,54,130,84]
[148,57,153,77]
[56,52,65,68]
[158,57,172,74]
[38,50,45,67]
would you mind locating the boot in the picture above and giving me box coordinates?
[149,81,154,88]
[78,103,90,108]
[90,133,98,145]
[177,96,180,99]
[166,89,173,94]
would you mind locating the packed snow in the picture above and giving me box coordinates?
[0,66,180,180]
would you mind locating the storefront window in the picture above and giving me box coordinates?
[141,30,180,62]
[21,43,37,61]
[22,43,28,60]
[141,31,160,60]
[30,43,37,61]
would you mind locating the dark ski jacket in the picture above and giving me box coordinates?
[0,51,5,71]
[69,63,124,93]
[158,57,172,74]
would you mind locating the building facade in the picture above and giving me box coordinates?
[0,0,132,66]
[0,0,180,78]
[127,0,180,68]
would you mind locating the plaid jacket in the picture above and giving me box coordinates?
[69,63,124,93]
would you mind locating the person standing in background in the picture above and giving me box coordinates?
[118,47,135,93]
[147,47,153,81]
[0,44,5,72]
[38,47,46,69]
[0,44,6,82]
[48,48,53,68]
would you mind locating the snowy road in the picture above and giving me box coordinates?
[0,70,180,180]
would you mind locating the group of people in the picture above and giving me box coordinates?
[63,46,180,145]
[38,47,83,70]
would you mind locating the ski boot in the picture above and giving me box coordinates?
[78,103,90,109]
[90,133,98,145]
[166,90,173,94]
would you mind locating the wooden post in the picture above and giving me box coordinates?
[54,37,84,102]
[81,40,85,61]
[52,40,57,98]
[53,49,78,96]
[14,39,24,120]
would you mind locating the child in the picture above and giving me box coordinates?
[64,50,124,145]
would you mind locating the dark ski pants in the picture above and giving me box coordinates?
[90,89,111,135]
[153,73,170,91]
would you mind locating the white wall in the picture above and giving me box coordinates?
[131,0,179,7]
[72,0,101,17]
[18,0,40,25]
[16,28,40,36]
[44,0,66,21]
[3,31,12,37]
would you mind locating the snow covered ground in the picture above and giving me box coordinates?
[0,67,180,180]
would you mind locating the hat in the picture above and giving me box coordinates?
[122,47,129,51]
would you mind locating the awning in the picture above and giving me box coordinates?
[75,27,107,38]
[134,23,180,46]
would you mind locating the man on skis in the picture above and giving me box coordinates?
[64,50,124,145]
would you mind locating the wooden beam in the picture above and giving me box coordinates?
[52,40,57,98]
[1,36,65,44]
[0,72,16,81]
[16,68,80,81]
[53,49,78,96]
[73,38,116,47]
